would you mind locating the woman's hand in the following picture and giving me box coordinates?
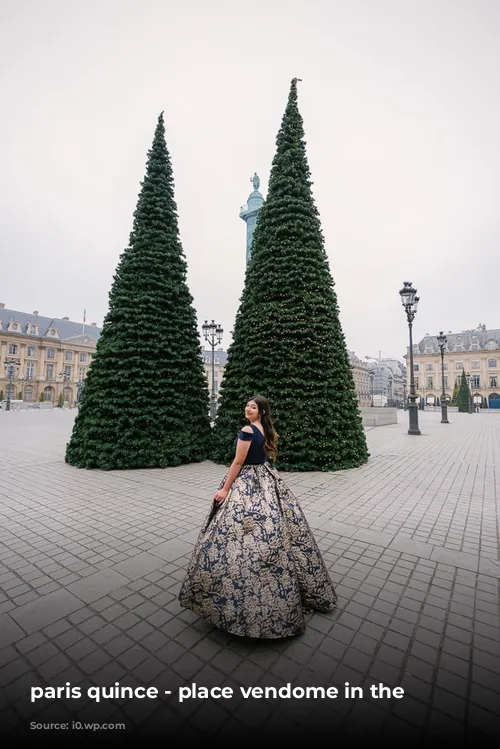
[214,488,228,505]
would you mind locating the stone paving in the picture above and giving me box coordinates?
[0,409,499,744]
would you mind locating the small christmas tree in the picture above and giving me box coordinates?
[39,392,45,403]
[211,79,368,471]
[450,380,459,406]
[65,113,211,469]
[58,393,64,408]
[456,371,470,413]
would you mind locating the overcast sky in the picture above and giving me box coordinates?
[1,0,499,361]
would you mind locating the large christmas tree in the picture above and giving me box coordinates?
[211,79,369,471]
[65,113,211,470]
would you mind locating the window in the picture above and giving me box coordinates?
[8,344,18,355]
[26,362,35,379]
[486,340,496,350]
[471,343,480,351]
[488,359,497,368]
[27,346,36,357]
[79,367,86,380]
[443,376,448,388]
[414,377,419,389]
[11,323,19,331]
[471,361,480,369]
[47,348,55,360]
[48,328,57,336]
[79,352,87,363]
[426,364,434,371]
[443,362,448,370]
[413,364,419,372]
[426,377,434,388]
[29,324,37,334]
[491,376,498,388]
[471,375,480,388]
[65,351,73,361]
[455,362,464,370]
[46,364,54,380]
[64,365,72,379]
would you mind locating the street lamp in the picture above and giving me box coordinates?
[59,371,70,407]
[388,374,393,407]
[399,281,421,435]
[76,376,85,406]
[369,370,375,407]
[3,360,19,412]
[436,331,449,424]
[202,319,223,422]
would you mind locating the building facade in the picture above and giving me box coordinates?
[408,325,500,409]
[0,304,100,406]
[364,357,406,408]
[239,173,265,265]
[202,348,227,402]
[349,352,373,406]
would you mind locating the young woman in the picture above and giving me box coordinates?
[178,395,337,638]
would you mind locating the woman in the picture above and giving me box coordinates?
[178,395,337,638]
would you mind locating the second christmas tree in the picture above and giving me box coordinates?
[211,79,369,471]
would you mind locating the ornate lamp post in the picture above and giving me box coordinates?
[399,282,421,435]
[4,360,19,412]
[369,370,375,407]
[202,319,223,422]
[436,331,449,424]
[58,371,70,407]
[76,377,85,406]
[388,374,393,407]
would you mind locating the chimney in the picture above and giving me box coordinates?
[33,310,39,315]
[91,322,97,327]
[62,316,69,321]
[0,303,5,309]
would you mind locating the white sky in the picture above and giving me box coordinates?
[1,0,499,361]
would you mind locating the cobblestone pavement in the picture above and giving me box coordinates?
[0,409,499,745]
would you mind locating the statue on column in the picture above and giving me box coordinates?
[251,173,260,192]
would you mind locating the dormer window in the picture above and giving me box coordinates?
[8,321,20,332]
[486,340,497,350]
[28,324,37,335]
[49,328,57,336]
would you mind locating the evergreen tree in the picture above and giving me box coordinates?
[456,371,470,413]
[65,113,211,470]
[450,380,459,406]
[211,79,369,471]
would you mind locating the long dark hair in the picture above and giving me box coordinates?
[249,394,278,461]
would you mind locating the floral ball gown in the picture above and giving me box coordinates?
[178,424,337,638]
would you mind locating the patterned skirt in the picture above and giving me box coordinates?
[178,462,337,639]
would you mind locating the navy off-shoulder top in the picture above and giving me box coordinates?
[233,423,267,465]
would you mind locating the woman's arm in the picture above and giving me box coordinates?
[214,426,253,504]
